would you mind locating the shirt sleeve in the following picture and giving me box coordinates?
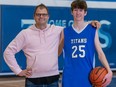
[3,30,26,75]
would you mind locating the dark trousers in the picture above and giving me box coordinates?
[25,75,59,87]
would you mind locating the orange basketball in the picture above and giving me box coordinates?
[89,66,108,87]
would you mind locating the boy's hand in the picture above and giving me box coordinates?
[102,71,113,87]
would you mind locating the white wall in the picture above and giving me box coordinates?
[0,0,71,7]
[0,0,116,9]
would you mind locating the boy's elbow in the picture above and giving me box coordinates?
[98,51,105,59]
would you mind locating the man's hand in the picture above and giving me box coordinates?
[91,20,101,29]
[18,68,32,78]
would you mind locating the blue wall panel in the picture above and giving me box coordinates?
[0,5,116,74]
[85,8,116,68]
[0,5,2,72]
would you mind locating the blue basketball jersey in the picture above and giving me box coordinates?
[62,24,96,87]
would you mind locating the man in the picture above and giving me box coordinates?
[59,0,112,87]
[4,3,100,87]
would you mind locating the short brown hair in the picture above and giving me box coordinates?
[34,3,49,15]
[71,0,87,11]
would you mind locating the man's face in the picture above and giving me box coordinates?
[34,7,49,25]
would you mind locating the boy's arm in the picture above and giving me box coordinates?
[95,30,112,87]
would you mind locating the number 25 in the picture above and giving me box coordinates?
[72,45,85,58]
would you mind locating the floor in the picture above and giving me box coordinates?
[0,76,25,87]
[0,73,116,87]
[0,76,62,87]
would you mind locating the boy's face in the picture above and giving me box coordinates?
[71,8,87,21]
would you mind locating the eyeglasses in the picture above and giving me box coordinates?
[35,13,48,17]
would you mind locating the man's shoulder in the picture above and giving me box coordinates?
[50,24,64,30]
[18,26,33,36]
[21,25,34,32]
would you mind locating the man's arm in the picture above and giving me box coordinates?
[4,31,25,75]
[90,20,101,29]
[58,30,64,56]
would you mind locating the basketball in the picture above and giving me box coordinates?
[89,66,108,86]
